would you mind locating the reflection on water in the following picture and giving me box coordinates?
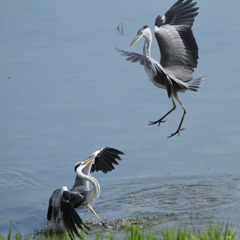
[0,0,240,236]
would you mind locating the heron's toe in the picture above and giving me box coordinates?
[148,119,166,126]
[167,128,185,138]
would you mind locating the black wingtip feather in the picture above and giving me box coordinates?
[61,198,89,239]
[91,147,125,173]
[47,205,52,221]
[159,0,199,27]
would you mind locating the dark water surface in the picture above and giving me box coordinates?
[0,0,240,236]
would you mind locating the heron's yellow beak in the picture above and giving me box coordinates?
[83,158,93,166]
[130,34,141,47]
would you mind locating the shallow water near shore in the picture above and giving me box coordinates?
[0,0,240,236]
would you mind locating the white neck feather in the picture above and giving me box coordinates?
[76,168,100,200]
[143,28,152,57]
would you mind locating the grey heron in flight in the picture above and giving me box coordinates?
[117,0,204,138]
[47,147,125,238]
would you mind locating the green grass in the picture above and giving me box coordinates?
[0,222,237,240]
[160,222,236,240]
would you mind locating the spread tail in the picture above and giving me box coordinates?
[188,76,204,92]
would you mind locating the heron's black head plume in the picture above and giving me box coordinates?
[74,162,81,172]
[138,25,149,34]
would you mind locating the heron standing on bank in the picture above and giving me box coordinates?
[47,147,125,238]
[117,0,204,138]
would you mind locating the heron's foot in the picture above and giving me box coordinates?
[148,119,166,127]
[167,128,185,138]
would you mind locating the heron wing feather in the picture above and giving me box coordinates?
[156,0,198,28]
[154,0,199,76]
[116,49,159,76]
[47,187,88,238]
[155,25,198,71]
[47,188,65,221]
[90,147,125,173]
[61,197,89,238]
[116,48,189,97]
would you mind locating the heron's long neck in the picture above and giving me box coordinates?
[143,34,152,57]
[77,169,100,200]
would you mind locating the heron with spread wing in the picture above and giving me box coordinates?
[117,0,204,138]
[47,147,125,238]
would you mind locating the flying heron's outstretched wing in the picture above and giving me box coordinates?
[116,48,163,76]
[90,147,125,174]
[156,0,199,28]
[116,48,189,97]
[154,0,199,78]
[47,187,89,238]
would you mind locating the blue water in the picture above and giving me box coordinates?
[0,0,240,236]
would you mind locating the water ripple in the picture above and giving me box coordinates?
[97,174,240,226]
[0,167,39,192]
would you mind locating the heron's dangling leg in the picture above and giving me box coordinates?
[87,204,107,228]
[167,95,187,138]
[149,98,176,126]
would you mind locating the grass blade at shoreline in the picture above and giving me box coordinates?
[0,222,237,240]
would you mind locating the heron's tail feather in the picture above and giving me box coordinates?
[188,76,204,92]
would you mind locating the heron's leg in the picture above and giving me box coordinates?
[167,95,187,138]
[149,98,176,126]
[87,204,107,228]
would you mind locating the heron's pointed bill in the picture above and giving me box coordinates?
[83,158,94,166]
[130,34,141,47]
